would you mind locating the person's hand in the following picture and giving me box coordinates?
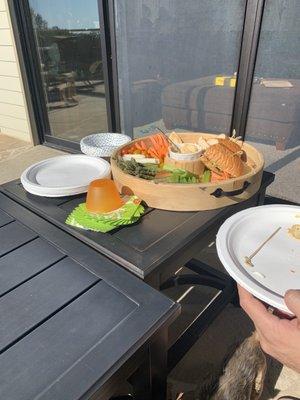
[238,285,300,373]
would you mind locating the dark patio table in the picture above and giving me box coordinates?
[1,172,274,283]
[1,171,274,369]
[0,192,179,400]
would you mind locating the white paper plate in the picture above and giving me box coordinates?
[216,205,300,314]
[21,155,111,197]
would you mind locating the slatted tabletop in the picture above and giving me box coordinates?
[0,193,179,400]
[1,172,274,280]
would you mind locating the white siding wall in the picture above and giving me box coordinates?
[0,0,33,143]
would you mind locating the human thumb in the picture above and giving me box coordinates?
[285,290,300,318]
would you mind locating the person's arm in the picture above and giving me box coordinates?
[238,285,300,373]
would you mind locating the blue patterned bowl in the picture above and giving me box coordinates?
[80,133,132,157]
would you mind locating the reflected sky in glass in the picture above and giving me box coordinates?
[29,0,99,29]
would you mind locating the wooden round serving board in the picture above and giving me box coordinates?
[111,132,264,211]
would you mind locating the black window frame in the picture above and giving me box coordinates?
[9,0,265,151]
[231,0,265,138]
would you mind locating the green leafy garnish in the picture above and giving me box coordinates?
[66,196,144,233]
[160,164,199,184]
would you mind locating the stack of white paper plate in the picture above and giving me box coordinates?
[216,205,300,314]
[21,155,111,197]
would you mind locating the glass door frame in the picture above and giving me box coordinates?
[231,0,265,139]
[9,0,121,152]
[9,0,266,151]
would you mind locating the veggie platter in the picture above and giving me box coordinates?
[111,131,264,211]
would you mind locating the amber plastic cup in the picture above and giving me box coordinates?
[86,179,123,213]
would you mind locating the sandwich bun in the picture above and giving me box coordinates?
[202,143,244,177]
[218,137,242,154]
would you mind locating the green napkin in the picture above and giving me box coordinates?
[66,196,145,233]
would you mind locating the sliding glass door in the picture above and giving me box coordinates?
[244,0,300,203]
[28,0,110,143]
[114,0,247,138]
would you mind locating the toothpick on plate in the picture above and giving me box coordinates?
[244,227,281,267]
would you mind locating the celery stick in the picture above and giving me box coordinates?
[202,170,211,183]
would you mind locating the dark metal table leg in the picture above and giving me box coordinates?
[129,356,151,400]
[150,329,168,400]
[129,329,168,400]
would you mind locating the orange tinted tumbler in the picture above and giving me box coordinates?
[86,179,123,213]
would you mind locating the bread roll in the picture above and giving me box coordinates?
[202,144,244,177]
[218,138,242,154]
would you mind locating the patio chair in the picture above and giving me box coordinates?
[41,41,78,108]
[45,70,77,101]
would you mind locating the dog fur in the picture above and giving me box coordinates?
[210,331,266,400]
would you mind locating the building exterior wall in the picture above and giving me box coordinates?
[0,0,33,143]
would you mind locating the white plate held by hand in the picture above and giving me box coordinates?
[21,155,111,197]
[216,205,300,314]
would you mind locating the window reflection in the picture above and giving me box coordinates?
[30,0,108,142]
[115,0,246,137]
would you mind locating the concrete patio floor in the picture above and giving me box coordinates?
[48,92,108,142]
[0,133,299,399]
[0,135,64,184]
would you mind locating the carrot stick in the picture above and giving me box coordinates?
[158,134,166,148]
[150,136,159,149]
[140,141,147,150]
[149,137,159,155]
[154,136,163,154]
[160,134,169,148]
[148,147,159,158]
[155,134,163,147]
[135,142,143,150]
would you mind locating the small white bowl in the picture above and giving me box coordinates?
[169,143,203,161]
[80,133,132,157]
